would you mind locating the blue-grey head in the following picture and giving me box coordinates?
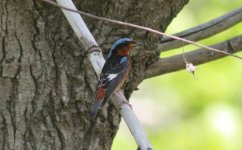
[108,38,142,57]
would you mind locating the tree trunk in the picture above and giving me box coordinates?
[0,0,188,149]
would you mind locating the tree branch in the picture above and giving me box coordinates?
[54,0,153,149]
[39,0,242,59]
[158,6,242,51]
[145,35,242,79]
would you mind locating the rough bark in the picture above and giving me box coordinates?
[0,0,188,149]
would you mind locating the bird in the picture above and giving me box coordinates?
[91,38,142,118]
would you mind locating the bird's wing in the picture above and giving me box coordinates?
[102,66,128,105]
[91,57,129,118]
[99,57,129,105]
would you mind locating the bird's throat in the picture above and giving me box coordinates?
[117,49,130,56]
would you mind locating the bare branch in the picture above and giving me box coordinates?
[39,0,242,59]
[158,6,242,51]
[145,35,242,79]
[55,0,153,149]
[113,91,153,150]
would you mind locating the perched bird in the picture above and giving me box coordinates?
[91,38,141,118]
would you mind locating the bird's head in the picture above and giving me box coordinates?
[108,38,142,57]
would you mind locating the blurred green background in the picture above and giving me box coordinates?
[112,0,242,150]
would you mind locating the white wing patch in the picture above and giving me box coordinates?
[107,73,118,80]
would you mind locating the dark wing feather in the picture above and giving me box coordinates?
[101,56,127,74]
[101,66,128,106]
[97,56,129,106]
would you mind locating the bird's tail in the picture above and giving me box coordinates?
[90,100,103,119]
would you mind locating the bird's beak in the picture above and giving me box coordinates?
[130,41,144,47]
[135,42,144,46]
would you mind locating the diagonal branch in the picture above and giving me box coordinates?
[54,0,153,149]
[145,35,242,79]
[39,0,242,59]
[158,6,242,51]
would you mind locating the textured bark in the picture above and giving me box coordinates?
[0,0,188,149]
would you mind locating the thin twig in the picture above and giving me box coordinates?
[39,0,242,59]
[159,6,242,51]
[145,35,242,79]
